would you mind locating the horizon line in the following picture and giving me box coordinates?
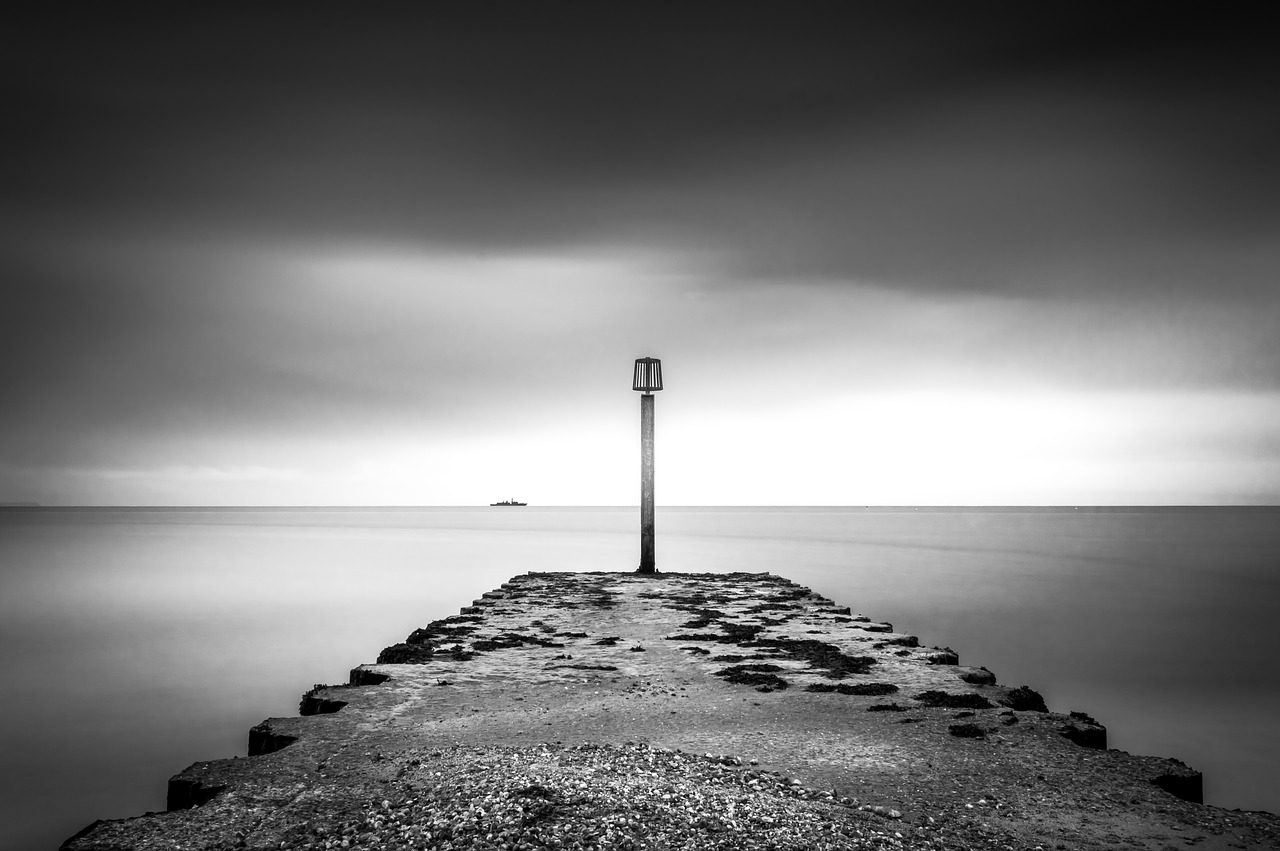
[3,503,1276,511]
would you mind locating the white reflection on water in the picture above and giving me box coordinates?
[1,507,1277,849]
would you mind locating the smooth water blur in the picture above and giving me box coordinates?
[1,507,1277,850]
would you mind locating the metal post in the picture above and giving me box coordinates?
[632,356,662,574]
[638,392,656,573]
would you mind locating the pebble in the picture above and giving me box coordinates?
[290,742,941,850]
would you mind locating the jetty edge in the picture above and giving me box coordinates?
[63,571,1279,850]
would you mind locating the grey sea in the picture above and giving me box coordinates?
[2,506,1278,850]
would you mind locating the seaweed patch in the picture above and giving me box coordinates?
[805,682,899,696]
[915,690,994,710]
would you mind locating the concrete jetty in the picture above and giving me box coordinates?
[64,572,1279,850]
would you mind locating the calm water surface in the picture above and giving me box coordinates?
[1,506,1277,850]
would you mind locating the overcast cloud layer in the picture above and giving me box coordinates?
[3,4,1278,505]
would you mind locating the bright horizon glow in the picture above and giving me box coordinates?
[16,386,1279,507]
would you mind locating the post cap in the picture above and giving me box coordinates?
[632,357,663,392]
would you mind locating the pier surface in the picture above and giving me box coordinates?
[65,572,1278,850]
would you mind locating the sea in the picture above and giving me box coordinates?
[1,506,1277,850]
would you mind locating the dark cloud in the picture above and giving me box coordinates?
[4,4,1276,296]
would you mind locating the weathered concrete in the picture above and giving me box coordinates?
[63,572,1280,850]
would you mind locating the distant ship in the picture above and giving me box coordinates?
[490,498,527,506]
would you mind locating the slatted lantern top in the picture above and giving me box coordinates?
[633,357,663,393]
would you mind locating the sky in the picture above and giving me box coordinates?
[2,4,1278,506]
